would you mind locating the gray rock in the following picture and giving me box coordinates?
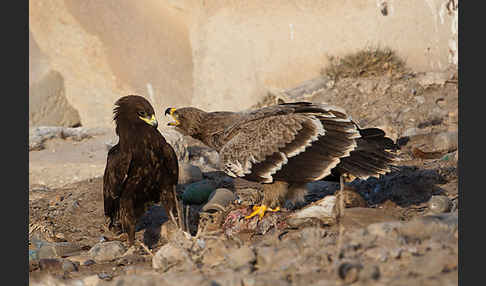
[61,259,78,272]
[178,163,203,184]
[226,246,256,269]
[202,188,236,212]
[29,126,106,151]
[428,195,451,213]
[364,247,388,262]
[29,70,81,127]
[152,243,192,271]
[88,241,126,262]
[337,262,361,284]
[287,195,337,225]
[31,239,84,258]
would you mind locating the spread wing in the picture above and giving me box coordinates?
[103,143,131,219]
[219,102,361,183]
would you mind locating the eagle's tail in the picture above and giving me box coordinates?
[332,127,398,180]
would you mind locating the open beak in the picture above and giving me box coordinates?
[164,108,179,126]
[139,114,158,128]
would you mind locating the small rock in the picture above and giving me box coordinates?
[389,248,403,259]
[428,195,451,213]
[88,241,126,262]
[179,163,203,184]
[288,195,337,223]
[38,258,63,272]
[338,262,361,284]
[360,264,381,281]
[33,240,84,259]
[202,239,228,267]
[29,249,39,262]
[202,188,236,212]
[61,260,78,272]
[414,96,425,104]
[152,243,192,271]
[226,246,256,269]
[97,272,113,281]
[364,247,388,262]
[83,259,96,266]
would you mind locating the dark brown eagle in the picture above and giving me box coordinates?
[165,102,396,219]
[103,95,179,246]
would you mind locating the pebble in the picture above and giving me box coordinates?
[428,195,451,213]
[32,239,84,259]
[288,195,336,222]
[37,258,77,273]
[29,249,39,262]
[202,188,236,212]
[364,247,388,262]
[61,260,78,272]
[83,259,96,266]
[178,163,203,184]
[152,243,192,271]
[338,262,361,284]
[97,272,113,281]
[88,241,126,262]
[226,246,256,269]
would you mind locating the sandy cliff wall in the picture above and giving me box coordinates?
[29,0,458,127]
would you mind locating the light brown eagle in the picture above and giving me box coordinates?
[165,102,396,219]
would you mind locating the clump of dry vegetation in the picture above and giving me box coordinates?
[322,47,408,81]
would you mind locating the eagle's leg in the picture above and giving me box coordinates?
[245,181,288,219]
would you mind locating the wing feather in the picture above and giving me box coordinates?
[219,102,361,183]
[103,143,132,226]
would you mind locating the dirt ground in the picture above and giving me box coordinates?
[29,67,458,285]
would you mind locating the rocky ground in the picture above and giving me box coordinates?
[29,66,458,285]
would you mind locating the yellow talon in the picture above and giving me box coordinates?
[245,205,280,219]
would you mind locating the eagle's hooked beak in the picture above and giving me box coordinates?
[165,108,179,126]
[139,114,158,128]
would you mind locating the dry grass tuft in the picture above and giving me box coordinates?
[322,47,408,81]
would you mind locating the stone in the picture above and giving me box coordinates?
[288,195,337,224]
[364,247,388,262]
[38,258,77,273]
[226,246,256,269]
[31,239,84,259]
[61,259,78,272]
[178,163,203,184]
[202,188,236,212]
[152,243,192,271]
[337,262,361,284]
[29,126,106,151]
[88,241,126,262]
[428,195,451,214]
[29,70,81,127]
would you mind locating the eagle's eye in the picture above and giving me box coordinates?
[137,110,148,117]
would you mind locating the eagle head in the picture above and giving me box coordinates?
[113,95,158,133]
[165,107,204,136]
